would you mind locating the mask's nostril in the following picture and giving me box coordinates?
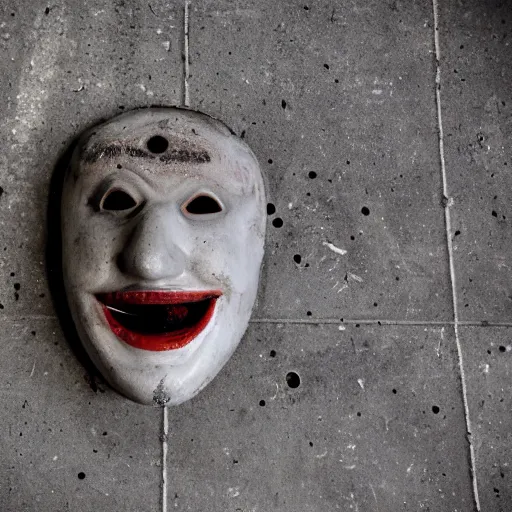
[146,135,169,154]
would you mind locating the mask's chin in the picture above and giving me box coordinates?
[70,290,232,405]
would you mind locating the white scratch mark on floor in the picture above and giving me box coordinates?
[30,362,35,378]
[432,0,480,509]
[370,484,379,510]
[323,241,347,256]
[347,272,363,283]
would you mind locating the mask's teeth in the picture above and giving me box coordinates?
[106,305,138,316]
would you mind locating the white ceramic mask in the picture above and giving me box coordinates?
[61,107,266,405]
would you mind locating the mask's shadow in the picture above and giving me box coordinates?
[46,136,105,393]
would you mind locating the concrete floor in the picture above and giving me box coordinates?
[0,0,511,510]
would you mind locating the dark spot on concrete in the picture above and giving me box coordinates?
[259,400,266,407]
[269,350,276,358]
[240,130,246,139]
[324,64,330,69]
[306,311,312,316]
[454,230,461,236]
[0,304,4,309]
[293,254,302,264]
[303,5,309,10]
[14,293,19,301]
[357,412,361,416]
[0,187,3,198]
[268,158,273,164]
[281,99,287,109]
[392,389,397,394]
[499,345,506,352]
[308,171,317,179]
[432,405,440,414]
[117,164,122,169]
[78,472,86,480]
[492,210,498,217]
[14,283,20,290]
[361,206,370,216]
[272,218,283,228]
[286,372,301,388]
[10,272,15,276]
[44,7,50,15]
[267,203,276,215]
[31,331,36,336]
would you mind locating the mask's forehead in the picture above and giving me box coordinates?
[71,108,262,198]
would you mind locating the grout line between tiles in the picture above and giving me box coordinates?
[183,0,190,107]
[162,406,169,512]
[250,318,512,327]
[431,0,480,510]
[3,315,512,328]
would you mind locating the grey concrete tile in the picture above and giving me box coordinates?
[439,2,512,322]
[0,317,162,512]
[187,0,452,322]
[459,326,512,511]
[0,0,183,317]
[166,323,473,511]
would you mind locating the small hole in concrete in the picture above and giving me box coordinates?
[146,135,169,154]
[269,350,276,358]
[267,203,276,215]
[286,371,301,388]
[308,171,317,179]
[361,206,370,216]
[432,405,440,414]
[306,311,312,316]
[259,400,266,407]
[499,345,506,352]
[272,218,283,228]
[293,254,302,264]
[281,99,287,109]
[78,472,86,480]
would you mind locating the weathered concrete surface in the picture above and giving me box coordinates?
[439,1,512,322]
[168,324,473,511]
[0,0,510,510]
[0,318,161,511]
[0,1,182,509]
[459,327,512,511]
[189,0,452,322]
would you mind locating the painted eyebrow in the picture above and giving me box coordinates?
[81,143,211,164]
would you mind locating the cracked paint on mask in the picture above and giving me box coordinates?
[61,107,266,406]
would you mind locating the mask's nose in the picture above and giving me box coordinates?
[118,206,186,281]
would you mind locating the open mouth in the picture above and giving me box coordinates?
[96,290,222,351]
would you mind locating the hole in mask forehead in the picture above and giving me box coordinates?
[102,189,137,211]
[146,135,169,154]
[184,194,223,215]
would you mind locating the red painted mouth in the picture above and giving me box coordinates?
[96,290,222,351]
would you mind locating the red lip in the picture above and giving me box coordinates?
[96,290,222,351]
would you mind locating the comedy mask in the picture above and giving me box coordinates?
[61,107,266,405]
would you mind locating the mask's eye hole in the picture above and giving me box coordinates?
[183,194,223,215]
[101,189,137,211]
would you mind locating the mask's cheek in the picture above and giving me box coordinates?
[63,216,124,292]
[189,215,264,296]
